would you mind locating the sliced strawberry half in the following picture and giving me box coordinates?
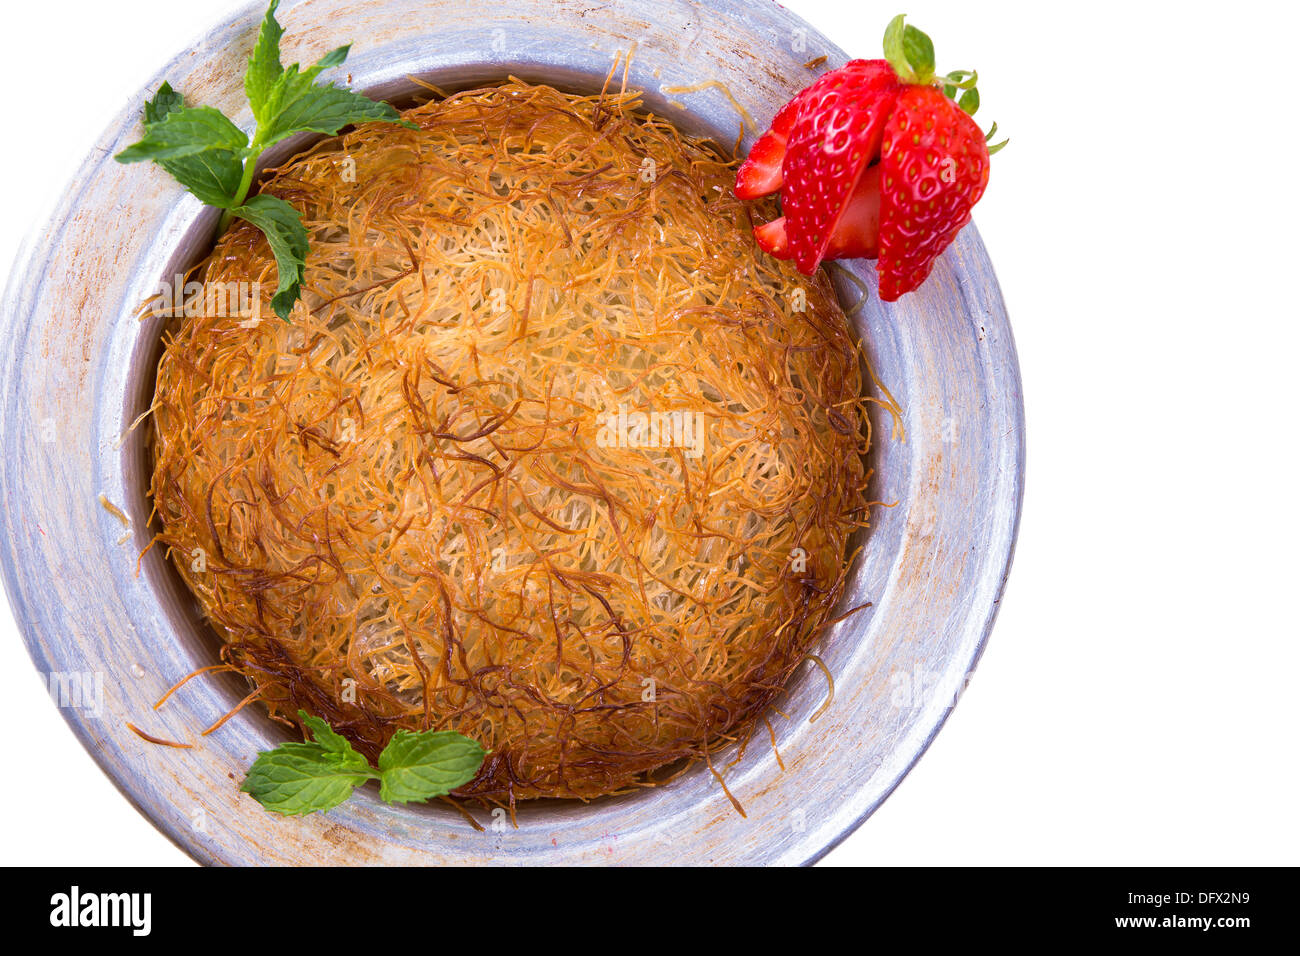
[779,59,900,275]
[753,216,792,258]
[734,94,805,200]
[876,84,990,301]
[737,15,1005,302]
[755,164,884,262]
[735,59,884,201]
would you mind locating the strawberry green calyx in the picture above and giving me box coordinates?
[883,14,936,84]
[882,14,1007,154]
[984,121,1009,156]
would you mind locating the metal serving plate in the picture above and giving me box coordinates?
[0,0,1023,865]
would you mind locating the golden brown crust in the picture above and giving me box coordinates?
[149,80,871,802]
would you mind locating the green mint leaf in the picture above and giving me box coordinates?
[115,105,249,164]
[241,741,375,816]
[255,78,412,151]
[300,710,354,754]
[135,84,245,207]
[231,194,309,320]
[122,85,245,208]
[376,729,486,804]
[117,0,412,325]
[254,59,334,128]
[156,151,246,208]
[143,81,184,126]
[245,0,286,120]
[315,45,352,69]
[241,711,486,815]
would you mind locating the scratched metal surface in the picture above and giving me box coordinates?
[0,0,1024,865]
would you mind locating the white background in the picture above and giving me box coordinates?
[1,0,1297,866]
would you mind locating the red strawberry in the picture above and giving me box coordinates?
[734,94,804,200]
[753,217,791,258]
[754,164,884,261]
[735,59,890,203]
[877,85,989,300]
[737,16,1004,301]
[778,60,899,274]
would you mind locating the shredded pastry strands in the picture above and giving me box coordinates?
[149,80,874,803]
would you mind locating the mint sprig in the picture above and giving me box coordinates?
[377,730,488,804]
[240,714,377,816]
[115,0,415,320]
[128,85,247,208]
[240,710,486,816]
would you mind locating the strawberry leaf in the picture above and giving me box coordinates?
[945,69,979,90]
[883,14,936,84]
[902,24,936,80]
[943,69,979,100]
[883,15,915,82]
[985,121,1009,154]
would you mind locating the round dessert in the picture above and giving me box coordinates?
[149,79,871,802]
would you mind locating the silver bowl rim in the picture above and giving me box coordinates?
[0,0,1025,865]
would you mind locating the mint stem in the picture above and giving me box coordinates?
[218,152,261,233]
